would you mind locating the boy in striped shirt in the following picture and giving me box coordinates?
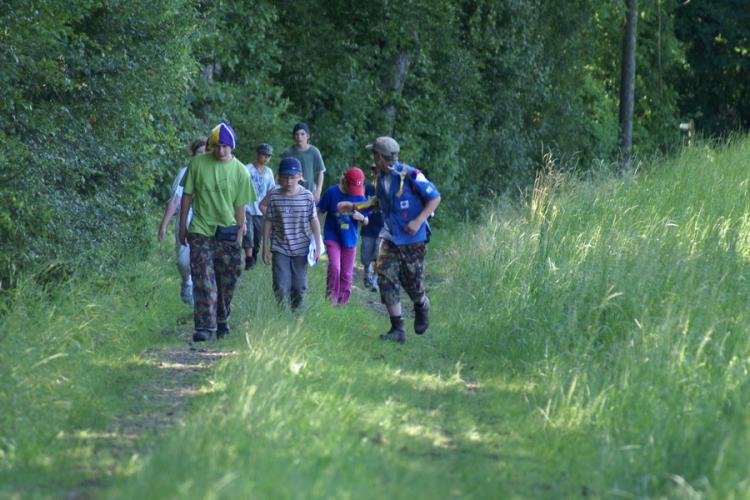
[262,157,322,309]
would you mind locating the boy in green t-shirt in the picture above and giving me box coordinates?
[179,122,256,341]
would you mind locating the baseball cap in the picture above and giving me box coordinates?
[256,143,273,156]
[278,157,302,176]
[366,136,400,157]
[343,167,365,196]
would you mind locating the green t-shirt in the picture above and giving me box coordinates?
[183,153,256,237]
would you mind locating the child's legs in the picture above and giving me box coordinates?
[325,240,342,301]
[377,239,403,313]
[214,240,243,326]
[398,242,427,305]
[188,234,218,333]
[242,215,254,255]
[360,236,377,267]
[272,252,293,307]
[176,242,191,282]
[338,246,357,304]
[289,255,309,310]
[251,215,264,257]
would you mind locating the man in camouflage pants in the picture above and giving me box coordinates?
[179,122,255,342]
[339,136,441,343]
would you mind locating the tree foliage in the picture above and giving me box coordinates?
[675,0,750,134]
[0,0,745,287]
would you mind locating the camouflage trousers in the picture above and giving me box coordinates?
[188,233,243,334]
[376,239,426,307]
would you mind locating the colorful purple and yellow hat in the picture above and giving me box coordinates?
[208,122,236,150]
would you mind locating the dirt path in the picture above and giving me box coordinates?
[64,341,233,499]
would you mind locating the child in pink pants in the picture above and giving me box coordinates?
[317,167,368,304]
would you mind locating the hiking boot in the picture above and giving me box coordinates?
[380,327,405,344]
[180,281,194,305]
[192,330,211,342]
[414,296,430,335]
[380,316,405,344]
[216,323,230,339]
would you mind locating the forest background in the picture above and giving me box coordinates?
[1,0,748,291]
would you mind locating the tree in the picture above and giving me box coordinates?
[619,0,638,170]
[675,0,750,135]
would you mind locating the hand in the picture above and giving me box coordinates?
[157,225,167,241]
[336,201,353,212]
[179,226,187,246]
[314,191,321,204]
[353,210,365,222]
[314,240,321,261]
[263,249,271,266]
[405,219,421,235]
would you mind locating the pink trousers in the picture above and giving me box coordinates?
[324,240,357,304]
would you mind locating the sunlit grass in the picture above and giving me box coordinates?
[0,249,189,496]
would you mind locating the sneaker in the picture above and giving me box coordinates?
[216,323,230,339]
[244,256,256,270]
[180,281,193,305]
[193,330,211,342]
[414,296,430,335]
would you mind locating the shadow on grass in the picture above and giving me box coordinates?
[0,344,232,499]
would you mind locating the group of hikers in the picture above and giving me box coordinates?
[157,122,441,344]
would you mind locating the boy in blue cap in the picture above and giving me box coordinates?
[262,156,322,310]
[179,122,256,341]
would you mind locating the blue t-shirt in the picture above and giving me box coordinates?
[318,185,366,248]
[361,182,384,238]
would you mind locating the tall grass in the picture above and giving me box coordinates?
[445,135,750,497]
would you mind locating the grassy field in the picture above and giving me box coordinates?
[2,136,750,498]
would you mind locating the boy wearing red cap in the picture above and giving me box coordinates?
[317,167,368,304]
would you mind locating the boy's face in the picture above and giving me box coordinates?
[213,143,232,161]
[293,130,309,148]
[256,153,271,166]
[278,173,302,192]
[373,152,390,173]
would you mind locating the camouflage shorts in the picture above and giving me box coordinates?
[188,233,243,334]
[376,239,426,307]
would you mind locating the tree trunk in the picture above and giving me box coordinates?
[619,0,638,171]
[383,51,412,135]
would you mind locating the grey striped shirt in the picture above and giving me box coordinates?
[265,186,317,256]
